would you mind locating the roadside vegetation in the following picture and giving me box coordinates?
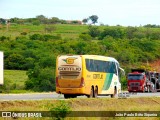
[2,70,28,93]
[1,16,160,92]
[0,98,159,120]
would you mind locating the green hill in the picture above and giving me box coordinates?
[0,24,160,92]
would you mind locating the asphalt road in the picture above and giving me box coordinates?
[0,92,160,101]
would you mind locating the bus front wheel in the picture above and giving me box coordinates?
[111,87,117,98]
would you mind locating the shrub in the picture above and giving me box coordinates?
[99,27,125,40]
[88,25,100,38]
[30,34,62,41]
[48,101,71,119]
[5,53,26,70]
[32,20,40,26]
[45,26,56,33]
[21,32,27,35]
[43,34,61,41]
[0,36,10,41]
[25,65,55,92]
[29,34,42,40]
[79,33,92,40]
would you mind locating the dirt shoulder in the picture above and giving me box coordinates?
[150,59,160,72]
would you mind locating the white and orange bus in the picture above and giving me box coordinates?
[56,55,124,98]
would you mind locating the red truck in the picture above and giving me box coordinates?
[127,69,160,92]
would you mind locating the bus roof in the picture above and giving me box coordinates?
[58,55,119,63]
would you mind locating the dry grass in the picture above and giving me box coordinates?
[0,97,159,120]
[69,97,160,111]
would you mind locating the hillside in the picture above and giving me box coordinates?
[150,59,160,72]
[1,24,160,91]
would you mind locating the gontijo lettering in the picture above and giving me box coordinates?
[58,66,81,71]
[93,74,103,79]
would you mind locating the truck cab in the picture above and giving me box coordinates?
[127,71,146,92]
[127,69,158,93]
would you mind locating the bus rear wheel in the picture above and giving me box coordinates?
[87,87,94,98]
[94,87,98,98]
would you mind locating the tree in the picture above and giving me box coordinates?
[89,15,98,24]
[25,55,56,91]
[50,17,60,24]
[82,18,88,24]
[5,53,25,69]
[88,25,100,38]
[10,17,19,24]
[0,18,6,24]
[36,15,47,24]
[126,27,138,39]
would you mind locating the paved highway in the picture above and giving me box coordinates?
[0,92,159,101]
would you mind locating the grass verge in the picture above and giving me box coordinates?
[0,97,159,120]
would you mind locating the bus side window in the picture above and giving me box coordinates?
[86,59,89,70]
[108,62,112,73]
[86,59,93,71]
[96,60,103,72]
[104,61,109,72]
[90,59,94,71]
[101,61,106,72]
[94,60,98,72]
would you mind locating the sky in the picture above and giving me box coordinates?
[0,0,160,26]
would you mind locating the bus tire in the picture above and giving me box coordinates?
[111,87,117,98]
[64,94,70,99]
[94,86,98,98]
[87,87,94,98]
[72,95,77,98]
[64,94,77,99]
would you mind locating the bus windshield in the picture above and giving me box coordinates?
[128,74,143,80]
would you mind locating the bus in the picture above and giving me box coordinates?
[56,55,124,98]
